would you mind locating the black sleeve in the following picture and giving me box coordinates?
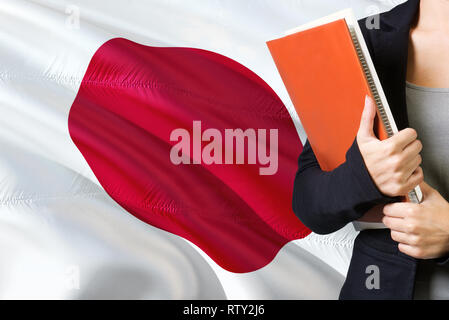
[292,138,394,235]
[435,255,449,267]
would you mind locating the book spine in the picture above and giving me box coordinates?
[349,26,421,204]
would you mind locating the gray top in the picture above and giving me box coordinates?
[406,82,449,299]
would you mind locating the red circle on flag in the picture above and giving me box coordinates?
[69,38,310,273]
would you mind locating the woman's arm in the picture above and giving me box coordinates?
[292,139,387,234]
[383,182,449,261]
[292,96,423,234]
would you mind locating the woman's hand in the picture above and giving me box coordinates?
[357,95,424,197]
[383,182,449,259]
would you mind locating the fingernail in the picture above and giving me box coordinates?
[365,95,370,104]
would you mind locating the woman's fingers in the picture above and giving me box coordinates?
[382,216,409,233]
[403,156,423,181]
[405,166,424,191]
[391,230,418,245]
[402,139,423,160]
[388,128,418,151]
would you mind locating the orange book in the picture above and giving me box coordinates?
[267,9,422,203]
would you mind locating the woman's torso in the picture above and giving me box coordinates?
[406,82,449,299]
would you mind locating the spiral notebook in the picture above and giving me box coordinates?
[266,8,422,206]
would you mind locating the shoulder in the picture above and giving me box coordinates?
[356,8,397,60]
[357,0,420,57]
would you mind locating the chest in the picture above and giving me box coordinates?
[406,84,449,199]
[407,29,449,88]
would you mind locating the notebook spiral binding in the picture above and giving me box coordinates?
[349,26,421,204]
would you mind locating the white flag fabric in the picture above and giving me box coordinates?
[0,0,400,299]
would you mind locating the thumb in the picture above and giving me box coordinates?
[357,95,377,140]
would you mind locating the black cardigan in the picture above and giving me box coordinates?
[292,0,449,299]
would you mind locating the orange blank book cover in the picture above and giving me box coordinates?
[267,18,387,172]
[267,9,422,203]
